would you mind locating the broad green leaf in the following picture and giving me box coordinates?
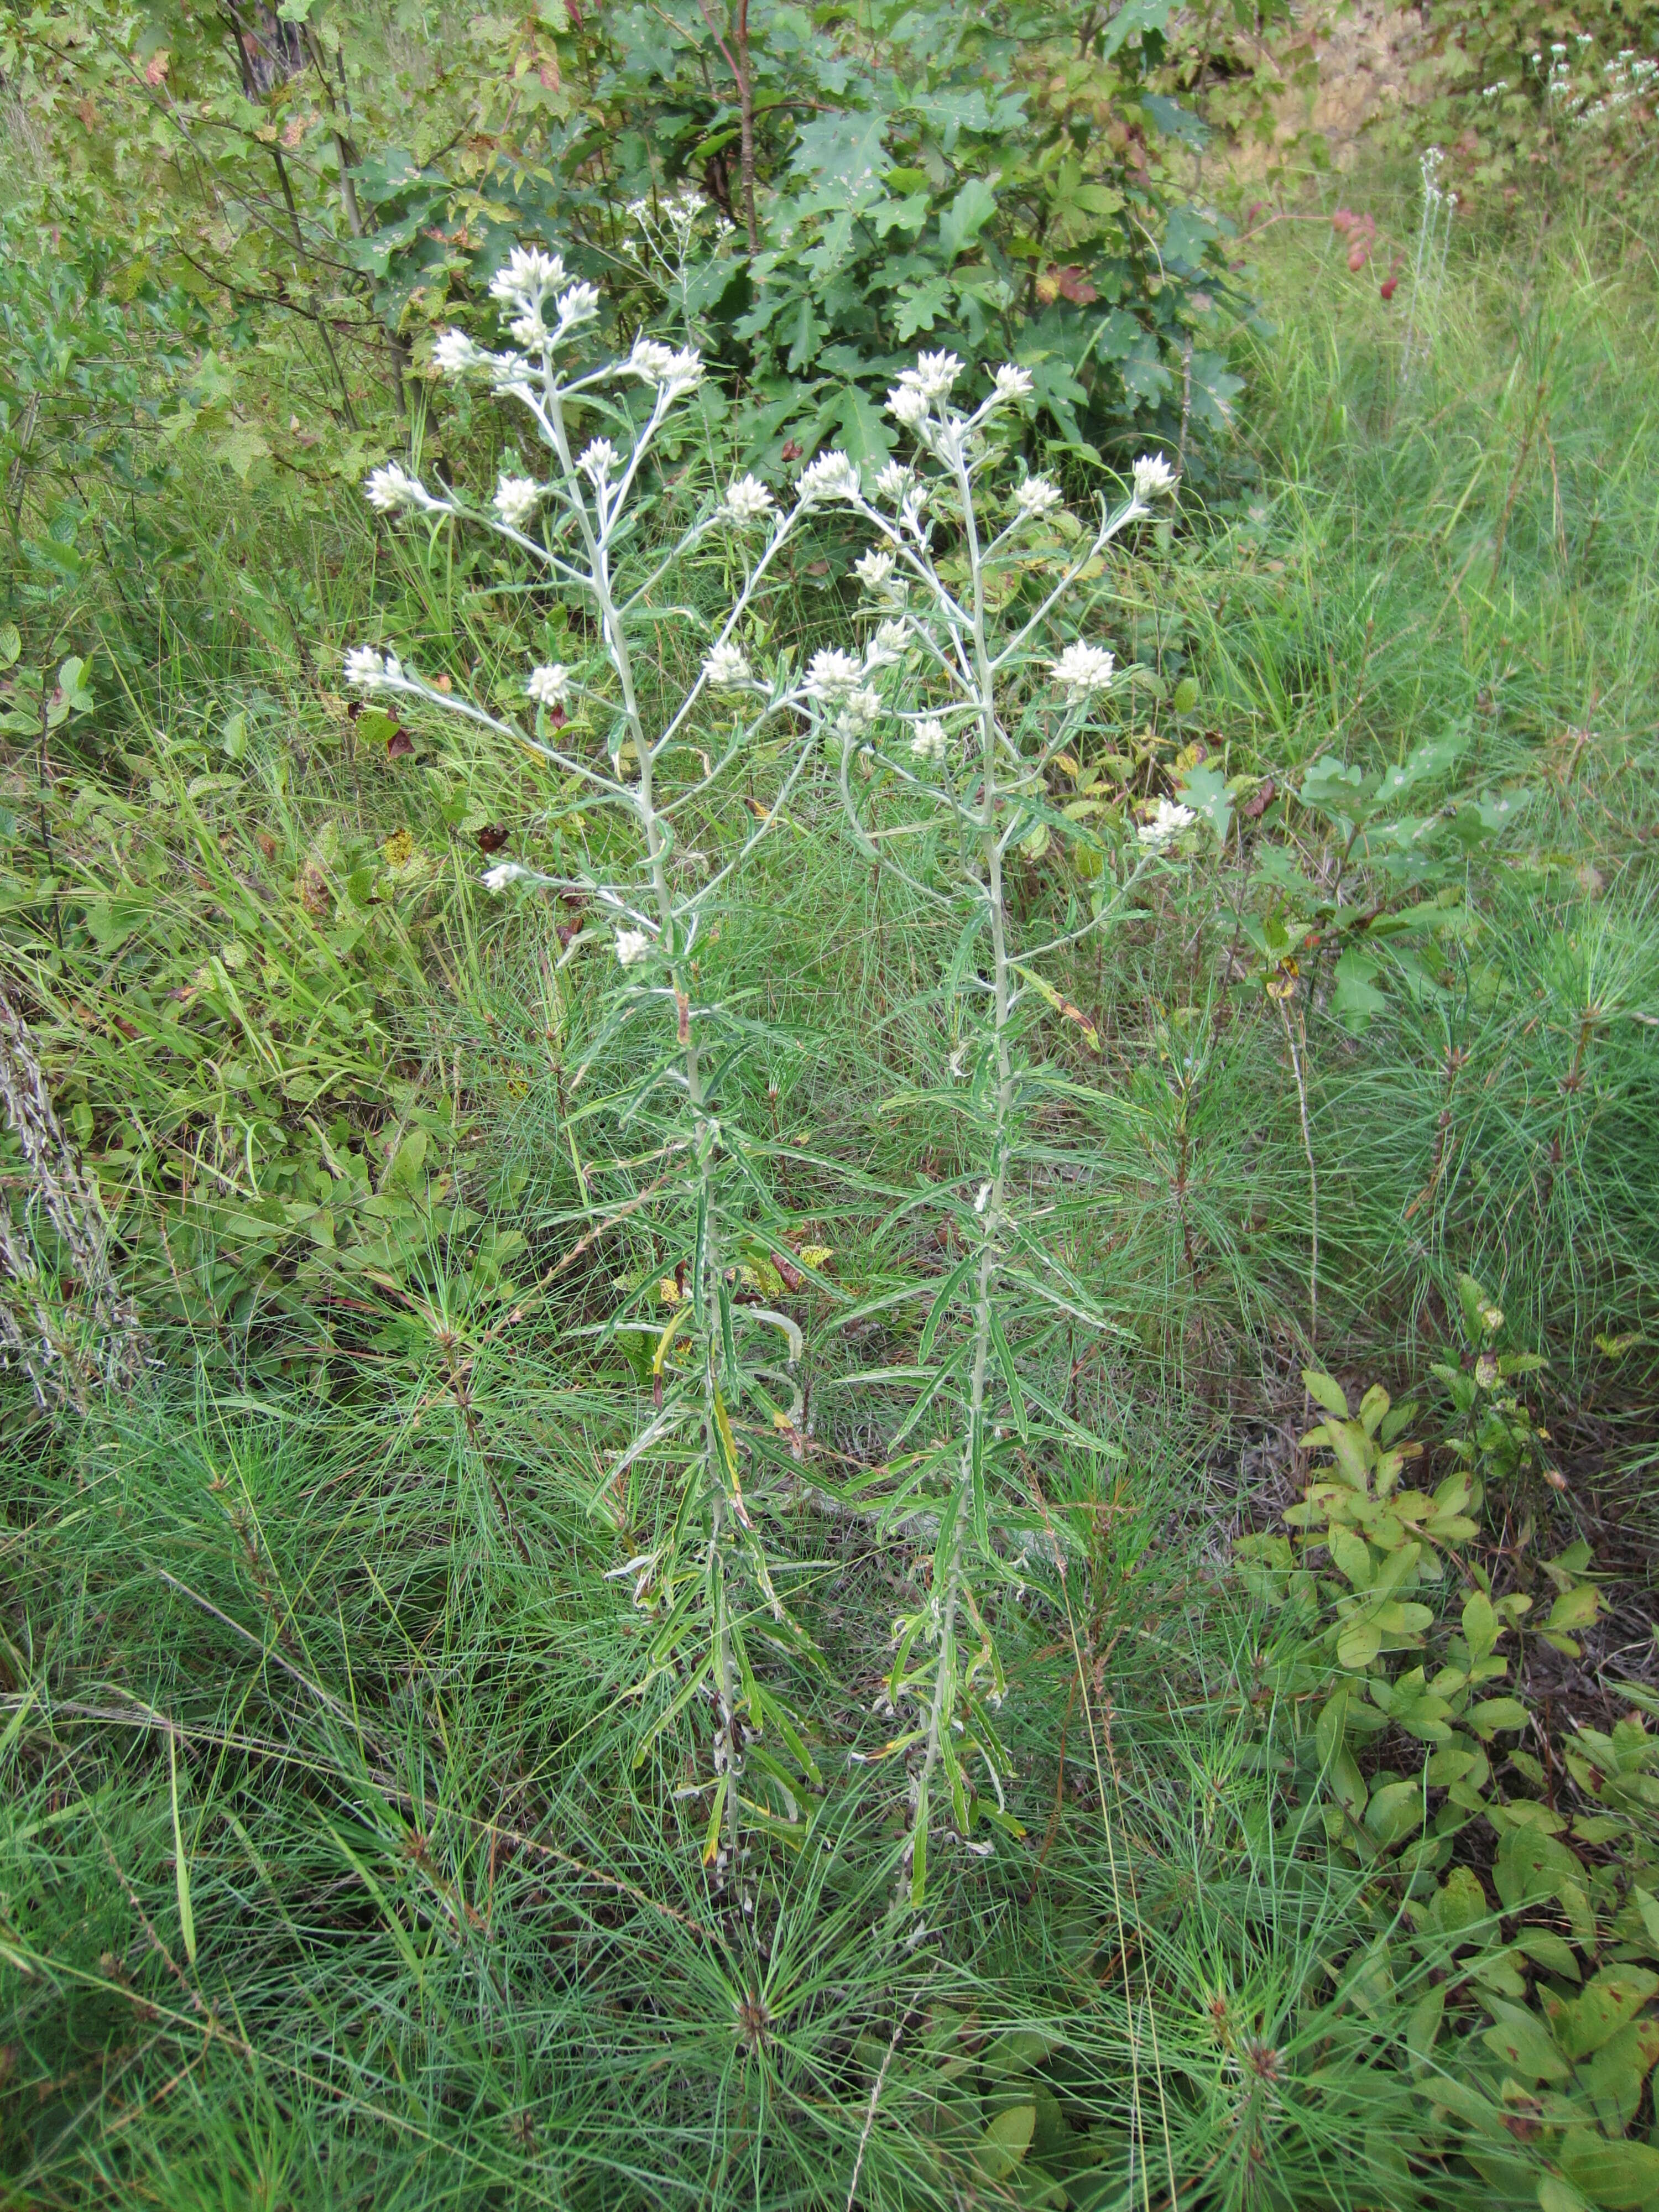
[1479,1999,1571,2083]
[1557,2128,1659,2209]
[1462,1590,1498,1660]
[1468,1697,1529,1736]
[893,275,951,340]
[1553,1967,1659,2060]
[790,108,890,189]
[1431,1865,1490,1937]
[1333,948,1387,1032]
[1406,1985,1444,2073]
[1337,1618,1381,1671]
[1548,1583,1601,1634]
[836,384,896,468]
[1302,1368,1349,1419]
[938,176,997,261]
[1581,2019,1659,2135]
[974,2102,1035,2181]
[1176,760,1231,845]
[1365,1777,1426,1848]
[1327,1525,1373,1589]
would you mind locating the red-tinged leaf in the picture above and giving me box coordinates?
[386,725,414,759]
[1243,778,1276,819]
[1037,262,1098,306]
[476,823,510,853]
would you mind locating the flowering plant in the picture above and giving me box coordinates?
[802,345,1181,1900]
[347,241,852,1891]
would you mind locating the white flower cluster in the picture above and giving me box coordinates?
[578,438,617,487]
[625,337,703,399]
[1138,797,1196,847]
[482,860,534,892]
[365,461,444,515]
[722,473,774,525]
[807,647,881,738]
[1132,452,1177,504]
[615,928,652,966]
[1050,642,1116,698]
[1014,475,1062,518]
[486,244,601,352]
[909,717,948,764]
[795,450,862,506]
[853,546,907,607]
[344,646,401,691]
[526,664,570,707]
[427,242,601,379]
[703,641,752,690]
[493,473,542,530]
[863,619,909,668]
[884,350,1036,448]
[625,188,710,244]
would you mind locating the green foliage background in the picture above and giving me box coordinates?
[2,3,1659,2205]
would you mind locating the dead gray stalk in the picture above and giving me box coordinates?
[0,983,145,1402]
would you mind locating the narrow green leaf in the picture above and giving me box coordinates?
[169,1734,197,1968]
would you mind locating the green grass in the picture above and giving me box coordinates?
[3,164,1658,2208]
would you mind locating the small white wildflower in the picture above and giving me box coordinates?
[578,438,618,485]
[899,349,963,400]
[486,352,533,397]
[432,329,481,376]
[660,346,703,397]
[343,646,387,690]
[873,618,909,658]
[703,640,752,688]
[526,664,571,707]
[554,281,600,332]
[806,647,863,697]
[1133,452,1177,502]
[910,717,948,764]
[885,384,930,430]
[796,450,861,505]
[974,1181,993,1214]
[481,861,534,892]
[835,686,882,738]
[993,363,1034,401]
[853,547,895,592]
[1138,797,1197,847]
[365,461,423,513]
[1051,641,1117,698]
[722,473,774,524]
[874,461,910,502]
[625,337,676,383]
[625,337,701,395]
[510,305,550,351]
[1015,476,1063,517]
[490,245,565,306]
[493,474,542,529]
[615,928,651,966]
